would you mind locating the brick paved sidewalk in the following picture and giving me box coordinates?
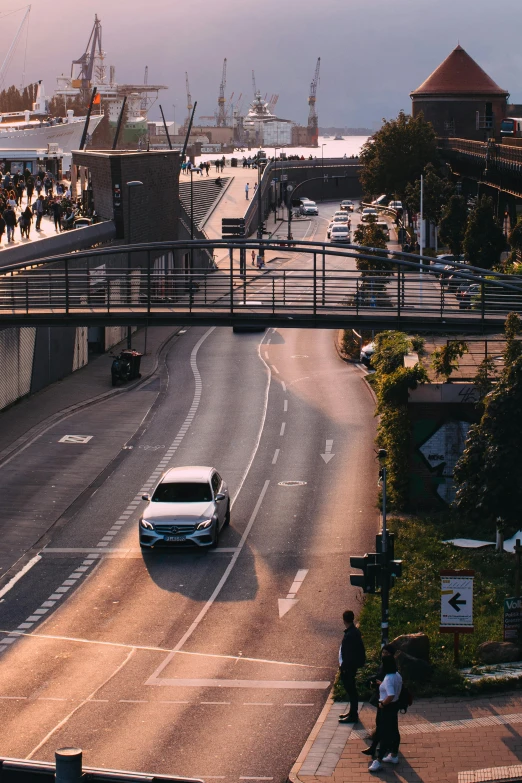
[292,693,522,783]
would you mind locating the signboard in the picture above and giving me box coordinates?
[440,570,474,633]
[504,596,522,642]
[222,218,245,238]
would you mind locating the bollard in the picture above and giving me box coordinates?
[55,747,82,783]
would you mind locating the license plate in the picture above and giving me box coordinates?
[165,535,186,542]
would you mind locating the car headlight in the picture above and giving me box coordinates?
[196,518,213,530]
[140,518,154,530]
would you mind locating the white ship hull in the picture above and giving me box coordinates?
[0,115,103,152]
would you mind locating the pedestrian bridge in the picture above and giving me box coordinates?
[0,239,521,334]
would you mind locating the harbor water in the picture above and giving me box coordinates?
[195,135,369,164]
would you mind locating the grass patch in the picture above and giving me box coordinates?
[334,512,518,700]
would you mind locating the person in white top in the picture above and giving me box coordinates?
[368,655,402,773]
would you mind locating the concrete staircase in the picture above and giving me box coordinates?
[178,177,231,231]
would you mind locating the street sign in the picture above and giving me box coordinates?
[440,570,474,632]
[281,174,288,182]
[504,596,522,642]
[222,218,245,238]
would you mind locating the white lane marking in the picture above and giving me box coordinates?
[320,439,335,464]
[26,649,135,760]
[264,351,269,359]
[281,382,286,391]
[284,400,288,412]
[284,703,314,707]
[0,695,27,699]
[270,365,279,374]
[58,435,93,444]
[278,569,309,618]
[146,678,330,690]
[0,555,41,600]
[147,480,271,684]
[200,701,230,705]
[272,449,280,465]
[0,330,217,655]
[280,422,286,436]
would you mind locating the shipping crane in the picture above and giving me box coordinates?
[140,65,148,112]
[269,94,279,112]
[308,57,320,146]
[217,58,227,126]
[0,5,31,92]
[185,71,192,129]
[252,70,257,97]
[71,13,105,101]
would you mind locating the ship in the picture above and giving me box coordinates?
[334,134,344,140]
[54,15,167,146]
[0,82,103,152]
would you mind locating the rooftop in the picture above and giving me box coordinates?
[411,45,509,97]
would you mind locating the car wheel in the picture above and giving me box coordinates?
[210,521,220,548]
[224,502,231,527]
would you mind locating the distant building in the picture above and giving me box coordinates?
[410,45,509,141]
[243,92,292,146]
[292,125,310,146]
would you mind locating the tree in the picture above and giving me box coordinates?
[463,195,505,270]
[359,111,438,201]
[439,195,468,257]
[404,163,454,228]
[454,314,522,537]
[508,217,522,260]
[353,219,392,273]
[431,341,468,381]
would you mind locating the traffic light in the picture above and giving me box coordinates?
[350,553,381,593]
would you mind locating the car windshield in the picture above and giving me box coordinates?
[152,482,212,503]
[332,226,347,232]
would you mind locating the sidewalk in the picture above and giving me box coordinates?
[0,325,180,466]
[0,193,64,252]
[291,692,522,783]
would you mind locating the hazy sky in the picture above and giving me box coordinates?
[2,0,522,127]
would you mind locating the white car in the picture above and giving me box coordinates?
[300,201,319,216]
[388,200,403,211]
[139,466,230,549]
[330,224,351,242]
[361,207,379,222]
[332,210,350,220]
[327,216,351,238]
[340,200,354,212]
[360,342,376,366]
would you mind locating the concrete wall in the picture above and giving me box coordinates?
[0,222,116,270]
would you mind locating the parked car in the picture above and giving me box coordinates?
[459,284,481,309]
[139,466,230,549]
[360,342,375,366]
[329,224,351,242]
[340,200,354,212]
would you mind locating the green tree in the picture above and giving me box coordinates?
[503,312,522,367]
[353,219,392,273]
[463,195,505,270]
[404,163,454,226]
[359,111,438,201]
[438,195,468,257]
[431,341,468,381]
[508,217,522,262]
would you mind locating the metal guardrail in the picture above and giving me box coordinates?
[0,239,521,332]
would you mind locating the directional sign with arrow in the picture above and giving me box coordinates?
[440,571,474,631]
[320,439,335,464]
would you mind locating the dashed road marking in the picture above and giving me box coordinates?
[280,422,286,436]
[270,365,279,374]
[284,400,288,412]
[272,449,280,465]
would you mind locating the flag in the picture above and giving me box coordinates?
[93,93,101,105]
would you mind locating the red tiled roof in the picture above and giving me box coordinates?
[411,45,508,96]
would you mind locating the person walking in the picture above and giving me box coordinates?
[338,609,366,724]
[51,200,62,232]
[361,644,396,754]
[245,182,250,200]
[0,212,5,246]
[3,205,17,242]
[34,194,45,230]
[367,655,402,772]
[20,205,33,239]
[251,249,256,266]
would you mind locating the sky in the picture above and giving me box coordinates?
[1,0,522,128]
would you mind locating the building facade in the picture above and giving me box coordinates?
[410,45,509,141]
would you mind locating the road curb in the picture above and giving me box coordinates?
[288,689,335,783]
[0,326,182,470]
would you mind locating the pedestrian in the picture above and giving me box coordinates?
[215,159,220,172]
[26,175,34,203]
[3,204,17,242]
[20,205,33,238]
[35,177,43,196]
[245,182,250,200]
[361,644,396,752]
[366,654,402,772]
[206,162,210,176]
[251,249,256,266]
[0,212,5,246]
[256,253,264,270]
[338,609,366,724]
[253,182,258,194]
[51,200,62,232]
[34,195,45,230]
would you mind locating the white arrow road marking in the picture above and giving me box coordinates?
[278,569,309,618]
[320,439,335,464]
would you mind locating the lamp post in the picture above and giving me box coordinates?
[377,448,390,647]
[274,147,279,222]
[126,180,144,349]
[257,151,267,251]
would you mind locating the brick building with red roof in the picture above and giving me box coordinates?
[410,45,509,141]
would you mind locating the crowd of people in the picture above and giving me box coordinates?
[0,168,87,247]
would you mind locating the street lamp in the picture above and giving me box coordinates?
[257,151,267,249]
[126,180,144,349]
[274,147,279,222]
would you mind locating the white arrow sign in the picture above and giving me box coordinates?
[320,439,335,464]
[278,569,309,618]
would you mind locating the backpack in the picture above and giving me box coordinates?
[397,684,413,713]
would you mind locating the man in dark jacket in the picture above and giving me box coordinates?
[338,609,366,723]
[3,205,17,242]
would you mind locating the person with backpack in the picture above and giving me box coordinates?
[367,654,403,772]
[338,609,366,724]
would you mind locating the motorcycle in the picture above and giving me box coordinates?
[110,350,142,386]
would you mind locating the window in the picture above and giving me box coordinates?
[211,473,221,494]
[152,482,212,503]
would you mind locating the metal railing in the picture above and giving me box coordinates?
[0,239,521,332]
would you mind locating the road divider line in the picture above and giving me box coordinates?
[271,365,279,374]
[280,423,286,436]
[284,400,288,412]
[272,449,280,465]
[0,554,41,600]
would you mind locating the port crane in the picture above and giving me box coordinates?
[141,65,148,112]
[185,71,193,129]
[0,5,31,92]
[71,13,105,101]
[308,57,320,146]
[217,58,227,126]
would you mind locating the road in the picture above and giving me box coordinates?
[0,201,379,782]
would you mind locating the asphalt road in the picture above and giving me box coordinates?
[0,201,379,782]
